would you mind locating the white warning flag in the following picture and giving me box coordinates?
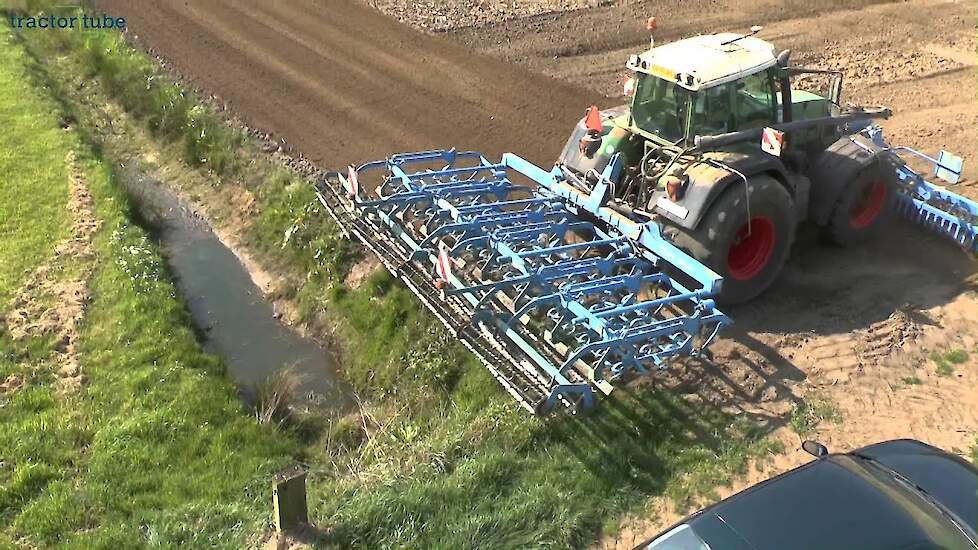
[761,127,785,157]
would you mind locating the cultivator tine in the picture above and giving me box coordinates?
[860,128,978,254]
[318,149,729,414]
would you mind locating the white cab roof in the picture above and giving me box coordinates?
[627,33,778,91]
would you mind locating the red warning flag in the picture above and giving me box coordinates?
[584,106,603,133]
[436,246,452,284]
[345,165,359,197]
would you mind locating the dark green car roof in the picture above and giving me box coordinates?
[686,441,977,550]
[857,439,978,535]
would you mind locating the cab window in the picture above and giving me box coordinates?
[735,70,776,129]
[691,83,733,135]
[632,75,692,141]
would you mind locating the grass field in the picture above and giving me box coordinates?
[0,28,297,548]
[5,18,782,548]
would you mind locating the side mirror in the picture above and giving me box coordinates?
[802,440,829,459]
[776,49,791,68]
[829,74,843,106]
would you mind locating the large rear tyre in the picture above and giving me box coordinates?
[823,166,892,246]
[669,175,795,305]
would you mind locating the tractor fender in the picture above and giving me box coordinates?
[806,134,886,226]
[659,149,794,230]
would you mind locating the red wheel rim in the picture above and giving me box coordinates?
[727,217,776,281]
[849,180,887,229]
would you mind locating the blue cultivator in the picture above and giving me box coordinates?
[861,128,978,252]
[315,135,975,414]
[317,150,728,413]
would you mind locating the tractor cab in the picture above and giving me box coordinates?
[624,31,842,144]
[626,32,785,143]
[559,30,844,180]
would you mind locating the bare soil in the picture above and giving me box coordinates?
[5,151,100,395]
[363,0,612,32]
[94,0,978,544]
[450,0,978,183]
[97,0,602,168]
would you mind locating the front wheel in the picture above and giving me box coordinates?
[669,175,796,305]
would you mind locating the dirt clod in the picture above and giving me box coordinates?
[343,254,381,290]
[0,374,23,395]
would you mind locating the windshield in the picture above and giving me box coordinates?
[643,524,711,550]
[844,455,977,548]
[631,74,693,142]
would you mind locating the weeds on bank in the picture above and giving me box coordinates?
[254,367,303,426]
[789,398,841,436]
[930,349,968,377]
[81,30,246,177]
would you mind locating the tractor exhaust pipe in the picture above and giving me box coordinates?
[693,108,892,150]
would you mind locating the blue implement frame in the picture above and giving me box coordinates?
[861,127,978,253]
[340,149,728,413]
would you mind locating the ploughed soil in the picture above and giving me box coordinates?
[97,0,978,546]
[449,0,978,183]
[96,0,602,168]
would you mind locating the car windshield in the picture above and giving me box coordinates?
[631,74,693,142]
[844,455,978,548]
[643,524,711,550]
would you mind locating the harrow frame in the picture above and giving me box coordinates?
[317,149,728,414]
[860,127,978,253]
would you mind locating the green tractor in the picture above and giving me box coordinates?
[558,27,894,304]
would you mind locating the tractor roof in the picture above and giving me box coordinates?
[627,33,777,91]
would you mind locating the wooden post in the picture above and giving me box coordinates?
[272,466,308,533]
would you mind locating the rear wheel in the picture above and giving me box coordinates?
[670,175,795,305]
[823,166,892,246]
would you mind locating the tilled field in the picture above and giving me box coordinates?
[451,0,978,183]
[96,0,978,546]
[363,0,613,32]
[97,0,601,168]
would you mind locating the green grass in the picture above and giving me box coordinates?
[310,395,776,548]
[930,349,967,377]
[0,36,69,303]
[0,28,297,547]
[13,20,781,547]
[789,398,842,436]
[943,349,969,365]
[900,375,922,386]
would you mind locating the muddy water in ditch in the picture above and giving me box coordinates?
[124,170,350,410]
